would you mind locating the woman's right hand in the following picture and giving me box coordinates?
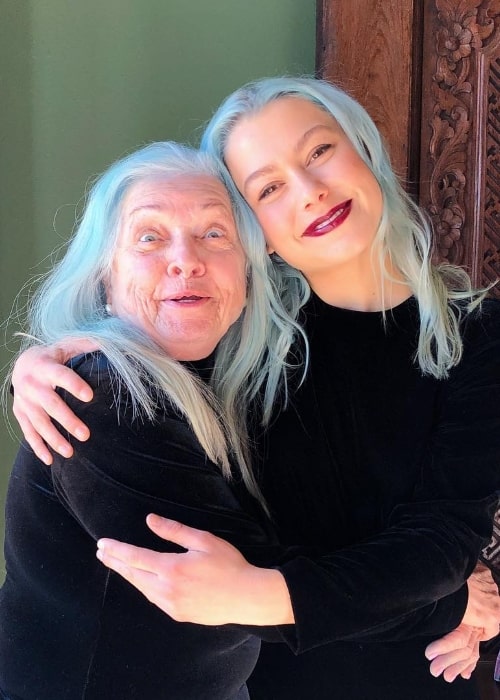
[11,340,98,464]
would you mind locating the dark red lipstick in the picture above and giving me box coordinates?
[303,199,352,237]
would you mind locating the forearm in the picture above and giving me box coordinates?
[274,497,496,653]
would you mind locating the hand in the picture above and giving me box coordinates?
[12,340,97,464]
[425,624,482,682]
[461,562,500,639]
[96,514,294,626]
[424,562,500,682]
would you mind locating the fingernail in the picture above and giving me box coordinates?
[59,445,73,458]
[75,428,89,441]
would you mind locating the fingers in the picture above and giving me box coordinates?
[146,514,215,552]
[425,626,475,659]
[426,625,481,682]
[428,643,480,681]
[459,660,478,681]
[56,337,100,364]
[15,413,56,465]
[97,539,166,574]
[11,348,93,461]
[96,547,163,604]
[13,385,90,461]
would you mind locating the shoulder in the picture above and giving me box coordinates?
[66,351,114,389]
[461,298,500,347]
[447,297,500,385]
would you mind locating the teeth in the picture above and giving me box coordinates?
[316,207,344,231]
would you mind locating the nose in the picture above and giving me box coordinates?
[166,238,205,278]
[296,170,328,208]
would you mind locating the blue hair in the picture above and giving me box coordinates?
[201,76,485,378]
[18,141,308,507]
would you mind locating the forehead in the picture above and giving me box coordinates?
[232,97,340,142]
[122,174,233,218]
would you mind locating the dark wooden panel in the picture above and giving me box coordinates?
[317,0,500,296]
[316,0,417,182]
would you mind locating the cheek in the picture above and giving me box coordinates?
[221,260,247,320]
[251,208,285,256]
[108,259,160,313]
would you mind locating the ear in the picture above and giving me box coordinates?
[266,243,275,255]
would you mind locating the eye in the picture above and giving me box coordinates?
[310,144,332,161]
[258,183,279,201]
[138,231,160,243]
[203,229,224,239]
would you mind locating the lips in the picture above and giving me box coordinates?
[166,292,209,304]
[303,199,352,237]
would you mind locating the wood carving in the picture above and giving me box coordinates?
[423,0,500,291]
[483,55,500,287]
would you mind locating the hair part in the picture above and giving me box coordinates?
[201,75,487,379]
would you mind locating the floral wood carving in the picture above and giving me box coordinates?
[425,0,500,287]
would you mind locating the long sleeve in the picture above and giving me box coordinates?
[264,298,500,653]
[51,353,281,564]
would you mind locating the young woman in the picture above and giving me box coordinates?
[10,78,500,699]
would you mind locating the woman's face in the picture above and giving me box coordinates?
[107,175,247,361]
[225,97,384,292]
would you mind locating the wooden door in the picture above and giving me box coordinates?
[317,3,500,698]
[316,0,500,294]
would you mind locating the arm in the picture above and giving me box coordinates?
[50,353,284,583]
[98,515,294,626]
[11,341,96,464]
[97,303,500,652]
[13,344,480,638]
[8,312,500,643]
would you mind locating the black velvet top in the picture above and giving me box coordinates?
[0,353,283,700]
[248,295,500,700]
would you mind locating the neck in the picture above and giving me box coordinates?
[307,257,412,312]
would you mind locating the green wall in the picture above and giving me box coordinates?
[0,1,315,578]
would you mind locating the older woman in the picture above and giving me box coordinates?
[9,78,500,699]
[0,141,305,700]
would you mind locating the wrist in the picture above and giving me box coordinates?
[242,566,295,626]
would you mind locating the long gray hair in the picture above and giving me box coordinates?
[16,141,308,506]
[201,76,486,378]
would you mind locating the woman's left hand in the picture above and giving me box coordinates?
[96,514,294,626]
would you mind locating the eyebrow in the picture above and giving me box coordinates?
[128,199,232,217]
[242,123,335,193]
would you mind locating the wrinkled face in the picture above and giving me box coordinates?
[107,175,247,361]
[225,97,384,290]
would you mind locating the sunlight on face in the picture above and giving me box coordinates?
[225,97,384,297]
[107,175,247,361]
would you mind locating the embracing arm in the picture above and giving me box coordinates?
[95,304,500,681]
[49,354,285,593]
[8,328,499,660]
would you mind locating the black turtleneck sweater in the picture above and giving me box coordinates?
[248,295,500,700]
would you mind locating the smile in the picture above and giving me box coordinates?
[303,200,352,237]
